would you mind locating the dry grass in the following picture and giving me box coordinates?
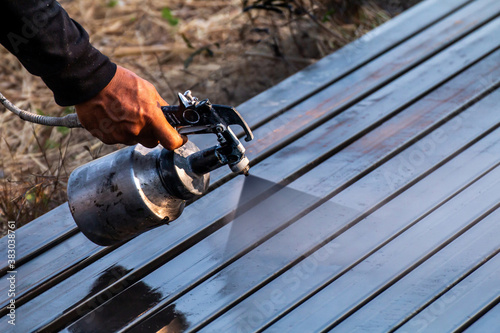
[0,0,418,232]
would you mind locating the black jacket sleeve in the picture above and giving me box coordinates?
[0,0,117,106]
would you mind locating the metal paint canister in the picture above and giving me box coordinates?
[67,141,209,246]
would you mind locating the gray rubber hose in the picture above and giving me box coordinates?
[0,91,82,128]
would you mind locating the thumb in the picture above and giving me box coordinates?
[154,117,187,150]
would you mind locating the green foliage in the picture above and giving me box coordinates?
[44,138,59,149]
[107,0,119,8]
[25,189,36,203]
[24,186,49,206]
[322,9,336,22]
[57,126,70,135]
[161,8,179,26]
[62,106,74,115]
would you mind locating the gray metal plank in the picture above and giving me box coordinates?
[8,26,500,331]
[0,233,101,309]
[4,0,474,267]
[332,215,500,332]
[263,167,500,333]
[0,204,76,274]
[464,303,500,332]
[395,254,500,333]
[124,90,500,332]
[206,188,500,333]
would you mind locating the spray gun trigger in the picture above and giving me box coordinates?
[177,126,212,135]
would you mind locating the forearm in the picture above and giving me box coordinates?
[0,0,116,106]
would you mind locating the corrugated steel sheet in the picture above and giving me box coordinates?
[1,0,499,331]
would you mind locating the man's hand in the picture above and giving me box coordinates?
[75,65,186,150]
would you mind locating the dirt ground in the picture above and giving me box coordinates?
[0,0,421,230]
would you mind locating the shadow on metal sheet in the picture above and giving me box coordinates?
[222,174,318,260]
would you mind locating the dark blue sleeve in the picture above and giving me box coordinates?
[0,0,117,106]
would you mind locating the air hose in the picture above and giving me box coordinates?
[0,91,82,128]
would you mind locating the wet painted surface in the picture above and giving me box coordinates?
[1,0,500,331]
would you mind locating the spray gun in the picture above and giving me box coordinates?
[161,90,253,176]
[67,91,253,246]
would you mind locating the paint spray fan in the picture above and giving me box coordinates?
[67,91,254,246]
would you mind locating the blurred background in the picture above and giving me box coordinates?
[0,0,420,231]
